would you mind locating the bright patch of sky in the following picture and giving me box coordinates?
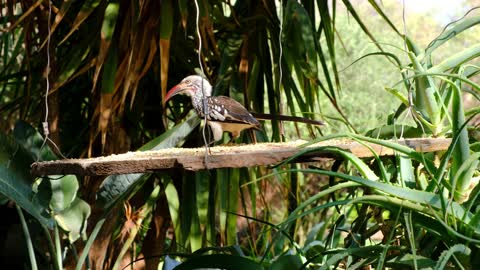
[403,0,470,24]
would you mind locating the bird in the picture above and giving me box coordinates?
[163,75,262,143]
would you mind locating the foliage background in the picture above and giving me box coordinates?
[0,0,480,269]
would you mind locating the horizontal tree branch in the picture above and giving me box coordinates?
[31,138,451,176]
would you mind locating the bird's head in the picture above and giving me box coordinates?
[163,75,212,106]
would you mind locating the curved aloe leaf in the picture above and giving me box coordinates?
[97,114,200,209]
[275,145,379,180]
[387,253,436,269]
[409,52,441,132]
[452,153,479,203]
[451,79,472,202]
[434,244,471,270]
[173,254,263,270]
[428,44,480,74]
[289,168,471,223]
[425,15,480,57]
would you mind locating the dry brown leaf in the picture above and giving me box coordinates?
[0,0,43,32]
[160,38,170,101]
[49,58,96,95]
[59,1,101,44]
[39,0,72,50]
[99,92,113,150]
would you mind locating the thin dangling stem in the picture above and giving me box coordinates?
[39,0,65,160]
[194,0,211,165]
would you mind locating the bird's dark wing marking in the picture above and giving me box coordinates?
[206,96,261,128]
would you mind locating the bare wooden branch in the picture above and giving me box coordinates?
[31,138,451,176]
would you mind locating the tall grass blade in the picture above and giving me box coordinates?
[17,205,38,270]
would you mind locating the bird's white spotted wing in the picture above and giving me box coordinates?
[205,96,261,129]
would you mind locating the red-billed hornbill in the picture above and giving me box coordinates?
[164,75,262,142]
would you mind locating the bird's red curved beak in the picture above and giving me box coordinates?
[163,83,187,106]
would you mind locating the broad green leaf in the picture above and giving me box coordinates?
[100,42,118,94]
[180,172,197,250]
[160,0,173,39]
[50,174,79,213]
[226,169,240,246]
[214,35,243,96]
[55,197,91,243]
[284,1,317,79]
[365,124,427,138]
[165,181,181,243]
[188,179,202,252]
[96,173,149,210]
[140,114,200,151]
[96,1,119,94]
[100,1,119,40]
[217,169,229,243]
[13,120,57,161]
[0,132,53,227]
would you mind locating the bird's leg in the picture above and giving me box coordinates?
[207,138,216,146]
[224,131,240,146]
[227,135,236,144]
[248,129,257,144]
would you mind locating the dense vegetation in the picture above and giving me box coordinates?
[0,0,479,269]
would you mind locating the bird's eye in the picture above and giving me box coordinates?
[184,80,191,84]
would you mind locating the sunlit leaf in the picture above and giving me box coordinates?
[55,197,91,243]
